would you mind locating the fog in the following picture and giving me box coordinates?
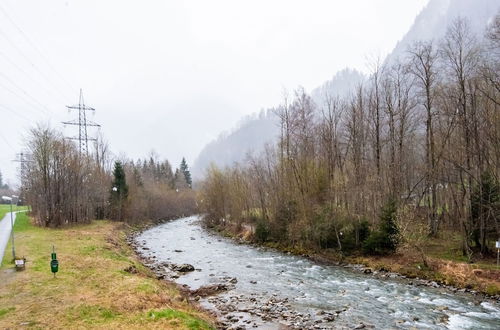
[0,0,429,184]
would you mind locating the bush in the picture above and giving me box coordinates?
[255,220,270,242]
[470,171,499,252]
[363,198,399,255]
[270,200,297,241]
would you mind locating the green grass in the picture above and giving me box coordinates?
[66,305,120,324]
[1,212,34,265]
[0,215,215,329]
[11,211,31,232]
[146,309,213,330]
[0,307,15,318]
[0,204,28,221]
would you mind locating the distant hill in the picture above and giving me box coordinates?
[192,109,279,179]
[310,68,366,107]
[192,0,500,180]
[191,69,365,179]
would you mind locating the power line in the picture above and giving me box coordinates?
[0,27,73,105]
[0,51,69,104]
[0,131,15,152]
[0,103,33,122]
[0,2,76,96]
[0,80,52,117]
[0,73,54,116]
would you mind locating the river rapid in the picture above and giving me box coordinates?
[135,216,500,329]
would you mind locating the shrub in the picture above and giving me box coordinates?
[255,219,270,242]
[271,200,297,241]
[470,171,499,252]
[357,219,371,243]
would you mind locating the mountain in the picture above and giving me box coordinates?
[310,68,366,107]
[192,0,500,180]
[191,69,365,179]
[192,109,279,179]
[387,0,500,62]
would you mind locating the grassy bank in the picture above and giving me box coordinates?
[0,213,215,329]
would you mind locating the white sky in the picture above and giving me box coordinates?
[0,0,429,185]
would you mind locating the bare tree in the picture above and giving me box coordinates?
[408,40,440,235]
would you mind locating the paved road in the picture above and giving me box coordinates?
[0,212,17,264]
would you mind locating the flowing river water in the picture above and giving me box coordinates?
[135,216,500,329]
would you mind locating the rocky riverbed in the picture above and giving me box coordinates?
[130,216,500,329]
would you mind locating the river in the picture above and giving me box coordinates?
[135,216,500,329]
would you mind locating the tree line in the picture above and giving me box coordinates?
[200,16,500,259]
[22,126,195,227]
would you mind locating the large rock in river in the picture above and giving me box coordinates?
[171,263,195,272]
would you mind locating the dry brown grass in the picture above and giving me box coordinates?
[351,248,500,295]
[0,217,215,329]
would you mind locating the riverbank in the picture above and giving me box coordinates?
[132,216,500,329]
[212,222,500,299]
[0,213,215,329]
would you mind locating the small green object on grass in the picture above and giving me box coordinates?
[51,246,59,276]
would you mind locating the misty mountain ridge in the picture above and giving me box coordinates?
[387,0,500,62]
[191,68,365,179]
[192,109,279,179]
[192,0,500,180]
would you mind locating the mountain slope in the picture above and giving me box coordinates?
[192,0,500,180]
[387,0,500,62]
[191,69,365,179]
[192,110,278,179]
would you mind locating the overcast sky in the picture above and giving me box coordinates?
[0,0,429,185]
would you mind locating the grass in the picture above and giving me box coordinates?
[0,204,29,221]
[0,215,215,329]
[346,233,500,296]
[146,309,213,329]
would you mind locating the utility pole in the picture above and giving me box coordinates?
[62,89,100,155]
[13,152,32,183]
[13,152,32,207]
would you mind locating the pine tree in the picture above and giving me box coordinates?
[363,198,399,255]
[110,161,128,220]
[179,157,192,187]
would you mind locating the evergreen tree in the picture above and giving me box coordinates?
[363,198,399,255]
[179,157,192,187]
[110,161,128,220]
[471,171,499,253]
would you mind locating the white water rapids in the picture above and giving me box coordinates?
[136,216,500,329]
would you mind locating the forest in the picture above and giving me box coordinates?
[20,126,196,227]
[200,16,500,261]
